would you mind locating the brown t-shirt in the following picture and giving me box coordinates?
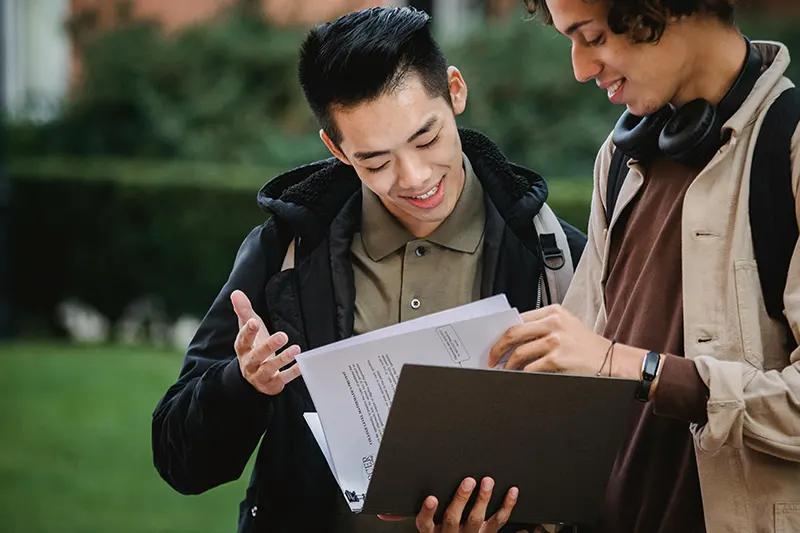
[589,153,710,533]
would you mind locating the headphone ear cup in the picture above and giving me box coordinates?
[611,106,674,162]
[659,99,721,168]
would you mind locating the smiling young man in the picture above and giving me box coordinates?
[482,1,800,533]
[150,6,586,533]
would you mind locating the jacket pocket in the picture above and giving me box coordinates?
[734,260,766,369]
[775,502,800,533]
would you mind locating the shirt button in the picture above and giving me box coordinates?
[251,505,258,517]
[410,298,421,309]
[415,246,426,257]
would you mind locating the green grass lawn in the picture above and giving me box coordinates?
[0,341,251,533]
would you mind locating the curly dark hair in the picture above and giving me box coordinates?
[522,0,737,43]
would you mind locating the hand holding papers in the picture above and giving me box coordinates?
[296,295,639,527]
[296,295,522,511]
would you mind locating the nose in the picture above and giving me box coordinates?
[395,154,431,191]
[571,43,602,83]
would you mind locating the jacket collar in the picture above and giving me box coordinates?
[725,40,792,138]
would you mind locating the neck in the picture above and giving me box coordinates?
[671,22,748,109]
[408,220,442,239]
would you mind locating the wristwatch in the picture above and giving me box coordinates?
[635,351,661,402]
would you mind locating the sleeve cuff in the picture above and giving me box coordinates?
[220,357,270,404]
[653,354,710,424]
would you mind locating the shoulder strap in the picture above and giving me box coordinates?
[533,203,575,305]
[605,148,631,227]
[749,87,800,332]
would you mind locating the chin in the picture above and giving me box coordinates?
[630,98,671,117]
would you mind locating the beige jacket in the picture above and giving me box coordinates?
[562,41,800,533]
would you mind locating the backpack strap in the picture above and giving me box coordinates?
[749,87,800,333]
[605,147,631,227]
[533,203,575,305]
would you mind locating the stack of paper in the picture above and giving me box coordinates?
[295,294,523,512]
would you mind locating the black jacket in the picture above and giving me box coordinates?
[151,128,587,532]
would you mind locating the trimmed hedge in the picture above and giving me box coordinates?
[11,7,798,181]
[9,159,592,338]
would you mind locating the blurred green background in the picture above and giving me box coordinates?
[2,0,798,531]
[0,342,251,533]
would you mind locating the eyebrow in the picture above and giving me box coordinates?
[353,116,440,161]
[406,116,439,143]
[565,19,592,36]
[353,149,391,161]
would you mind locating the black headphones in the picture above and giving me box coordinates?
[611,37,765,168]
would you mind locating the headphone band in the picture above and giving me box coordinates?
[611,36,765,168]
[717,38,764,126]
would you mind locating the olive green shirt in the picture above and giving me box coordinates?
[351,153,486,336]
[336,154,486,532]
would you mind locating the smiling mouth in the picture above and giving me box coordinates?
[607,80,624,98]
[409,183,439,200]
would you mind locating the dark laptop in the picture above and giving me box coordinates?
[361,364,639,527]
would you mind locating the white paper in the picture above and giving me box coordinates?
[302,294,512,359]
[303,412,335,475]
[298,299,522,511]
[304,412,363,510]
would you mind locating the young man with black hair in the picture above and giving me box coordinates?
[481,1,800,532]
[151,6,586,533]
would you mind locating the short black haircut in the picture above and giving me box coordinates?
[298,6,451,146]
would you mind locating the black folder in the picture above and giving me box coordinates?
[360,364,639,527]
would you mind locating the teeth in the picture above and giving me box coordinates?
[607,80,623,98]
[413,184,438,200]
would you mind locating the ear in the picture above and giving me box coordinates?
[319,129,351,166]
[447,66,468,116]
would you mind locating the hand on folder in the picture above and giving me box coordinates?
[231,290,302,395]
[489,304,644,380]
[378,476,534,533]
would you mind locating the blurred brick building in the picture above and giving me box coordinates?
[69,0,386,30]
[485,0,800,17]
[3,0,799,120]
[1,0,480,120]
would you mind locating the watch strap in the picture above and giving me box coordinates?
[635,351,661,402]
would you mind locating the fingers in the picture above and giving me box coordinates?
[441,477,477,531]
[277,355,303,385]
[466,477,494,529]
[486,486,519,532]
[249,332,291,370]
[415,496,438,533]
[243,331,290,374]
[504,335,555,371]
[489,320,550,367]
[519,304,561,324]
[231,290,258,329]
[245,345,303,395]
[234,318,259,358]
[522,354,559,374]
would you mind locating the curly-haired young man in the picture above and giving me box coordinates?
[483,1,800,532]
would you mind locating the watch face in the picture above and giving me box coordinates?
[643,351,660,379]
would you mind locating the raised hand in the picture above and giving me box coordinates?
[231,289,302,395]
